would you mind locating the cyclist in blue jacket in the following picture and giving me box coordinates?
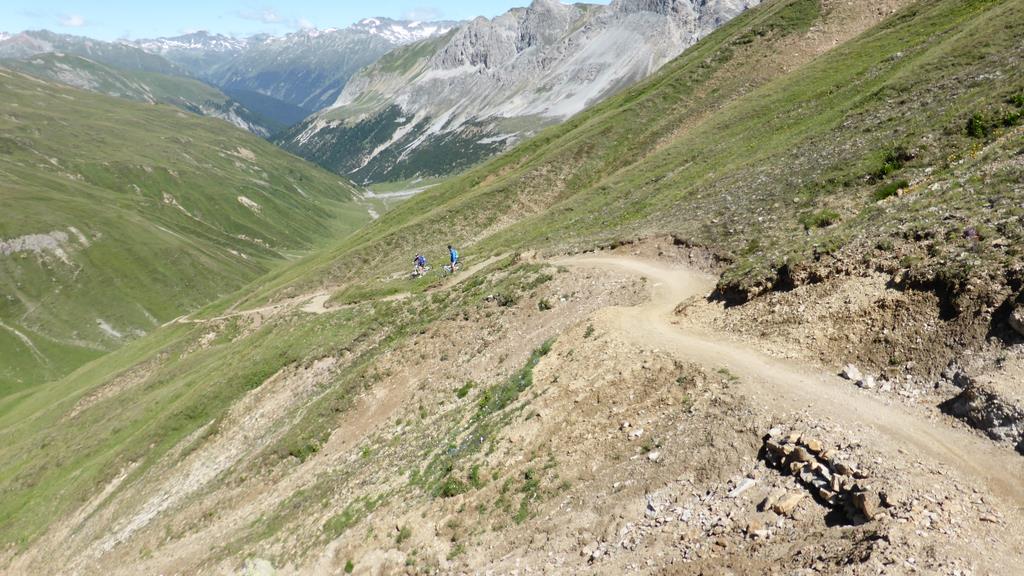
[448,245,460,272]
[413,253,428,277]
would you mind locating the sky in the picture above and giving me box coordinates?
[1,1,606,41]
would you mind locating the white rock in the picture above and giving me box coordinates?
[647,450,662,463]
[859,375,876,389]
[728,478,756,498]
[645,496,658,517]
[842,364,862,381]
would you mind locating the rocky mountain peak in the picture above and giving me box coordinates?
[0,32,52,59]
[433,1,582,70]
[528,0,570,12]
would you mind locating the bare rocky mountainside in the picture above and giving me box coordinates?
[2,0,1024,575]
[280,0,760,184]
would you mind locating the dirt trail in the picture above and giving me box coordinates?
[178,255,509,319]
[559,254,1024,511]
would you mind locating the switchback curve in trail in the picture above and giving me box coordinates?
[557,254,1024,512]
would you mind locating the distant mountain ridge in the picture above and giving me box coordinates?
[0,20,460,135]
[0,29,184,75]
[279,0,761,184]
[0,31,279,134]
[2,52,277,135]
[134,19,456,58]
[132,19,459,125]
[133,31,251,56]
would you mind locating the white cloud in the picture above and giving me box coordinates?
[59,14,87,28]
[403,7,444,21]
[238,8,283,24]
[260,10,282,23]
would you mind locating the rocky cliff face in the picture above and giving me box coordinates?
[281,0,760,184]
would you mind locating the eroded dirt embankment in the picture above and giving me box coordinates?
[12,241,1024,576]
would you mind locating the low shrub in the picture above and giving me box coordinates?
[455,381,474,399]
[872,144,913,180]
[799,209,841,229]
[873,179,909,201]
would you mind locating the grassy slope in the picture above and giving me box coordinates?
[2,0,1023,563]
[0,69,368,391]
[2,53,278,133]
[271,0,1022,305]
[2,53,222,103]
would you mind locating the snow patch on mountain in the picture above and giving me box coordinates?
[132,32,250,55]
[352,18,457,44]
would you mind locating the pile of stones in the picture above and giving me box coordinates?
[761,428,883,523]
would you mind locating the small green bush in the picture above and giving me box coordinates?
[966,101,1023,139]
[513,498,531,524]
[799,209,841,229]
[439,477,467,498]
[873,179,909,201]
[468,464,484,488]
[967,112,991,138]
[1000,109,1022,128]
[396,525,412,544]
[447,543,466,560]
[455,381,474,399]
[872,144,913,180]
[493,292,518,307]
[344,560,354,574]
[537,298,552,311]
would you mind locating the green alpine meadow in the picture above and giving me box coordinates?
[0,69,368,391]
